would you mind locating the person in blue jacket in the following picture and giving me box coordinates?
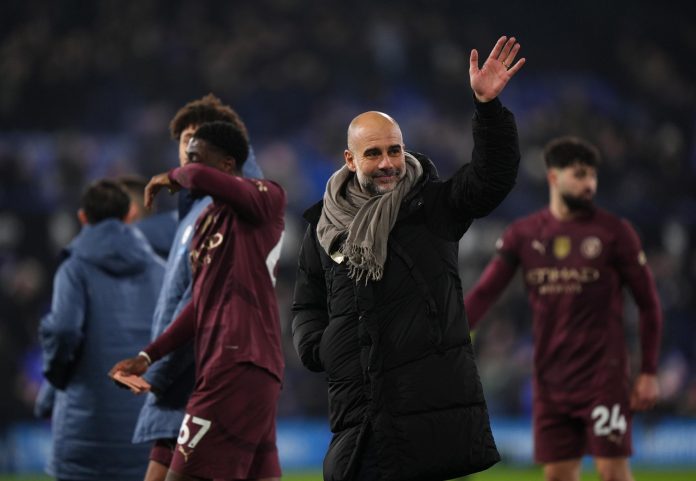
[119,175,178,261]
[39,179,165,481]
[131,93,263,481]
[33,175,176,420]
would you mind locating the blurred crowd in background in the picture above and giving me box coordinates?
[1,0,695,431]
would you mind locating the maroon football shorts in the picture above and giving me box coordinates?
[150,438,176,466]
[533,388,632,463]
[169,362,282,480]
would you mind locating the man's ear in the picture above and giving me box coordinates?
[77,209,89,226]
[124,202,140,224]
[547,168,558,187]
[344,149,356,172]
[224,156,237,174]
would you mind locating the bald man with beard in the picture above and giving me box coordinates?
[292,36,525,481]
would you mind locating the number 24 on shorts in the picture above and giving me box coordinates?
[591,403,627,436]
[178,414,212,448]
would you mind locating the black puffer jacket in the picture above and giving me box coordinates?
[292,98,519,481]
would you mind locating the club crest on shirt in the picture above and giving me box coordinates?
[190,232,224,273]
[553,236,571,259]
[580,236,602,259]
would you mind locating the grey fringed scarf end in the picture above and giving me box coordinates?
[316,153,423,283]
[344,245,384,282]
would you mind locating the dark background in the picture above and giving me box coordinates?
[1,0,694,430]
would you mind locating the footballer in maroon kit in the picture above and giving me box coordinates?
[465,136,662,481]
[111,121,286,481]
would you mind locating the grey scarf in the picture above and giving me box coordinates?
[317,153,423,282]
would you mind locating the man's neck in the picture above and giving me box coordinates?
[549,196,575,221]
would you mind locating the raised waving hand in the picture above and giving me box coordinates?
[470,35,525,102]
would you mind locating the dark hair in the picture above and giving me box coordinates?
[117,174,147,200]
[544,136,601,169]
[169,93,249,142]
[117,174,150,216]
[116,174,147,195]
[194,121,250,169]
[81,179,131,224]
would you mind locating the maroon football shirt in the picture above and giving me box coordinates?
[465,207,661,402]
[144,163,286,384]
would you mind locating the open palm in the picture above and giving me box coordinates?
[470,36,525,102]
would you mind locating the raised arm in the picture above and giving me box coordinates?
[446,36,525,219]
[449,99,520,219]
[291,224,329,372]
[39,261,86,389]
[615,220,662,411]
[169,163,284,224]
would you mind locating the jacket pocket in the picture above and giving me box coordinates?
[382,345,484,416]
[326,378,366,432]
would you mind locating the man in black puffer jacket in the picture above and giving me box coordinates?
[292,35,525,481]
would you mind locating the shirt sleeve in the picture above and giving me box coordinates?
[464,225,520,329]
[144,301,196,363]
[169,163,285,224]
[613,219,662,374]
[143,283,195,391]
[38,260,87,389]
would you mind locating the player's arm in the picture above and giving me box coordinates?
[168,163,285,224]
[291,224,329,372]
[38,261,86,389]
[142,284,196,394]
[615,219,662,411]
[109,301,196,378]
[464,253,518,330]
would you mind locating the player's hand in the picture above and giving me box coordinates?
[630,373,659,411]
[108,355,150,378]
[469,35,525,102]
[110,371,152,394]
[144,172,181,210]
